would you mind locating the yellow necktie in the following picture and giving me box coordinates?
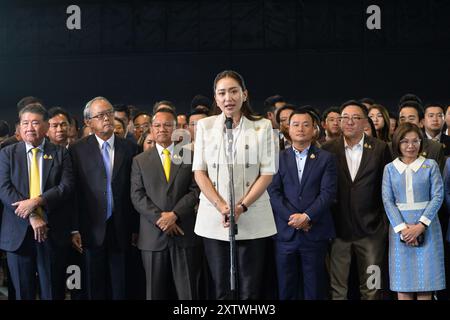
[30,148,43,217]
[163,149,171,182]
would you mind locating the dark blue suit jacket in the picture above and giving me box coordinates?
[268,145,337,242]
[0,140,74,251]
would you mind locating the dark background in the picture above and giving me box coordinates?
[1,0,449,127]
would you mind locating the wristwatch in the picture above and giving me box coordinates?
[240,202,248,212]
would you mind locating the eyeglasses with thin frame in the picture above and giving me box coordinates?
[399,139,421,147]
[339,115,366,123]
[90,110,114,121]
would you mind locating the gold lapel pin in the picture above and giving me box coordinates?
[310,154,316,159]
[43,154,52,160]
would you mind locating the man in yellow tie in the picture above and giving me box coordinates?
[131,107,202,300]
[0,104,74,300]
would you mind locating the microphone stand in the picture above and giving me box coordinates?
[225,117,238,300]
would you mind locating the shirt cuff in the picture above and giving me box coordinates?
[393,223,407,233]
[419,216,432,227]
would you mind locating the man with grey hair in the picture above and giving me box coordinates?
[70,96,138,299]
[0,103,74,299]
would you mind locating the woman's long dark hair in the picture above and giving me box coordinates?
[211,70,262,122]
[369,104,391,142]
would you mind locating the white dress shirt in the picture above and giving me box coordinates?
[155,143,175,165]
[95,134,115,176]
[25,139,46,194]
[344,135,364,181]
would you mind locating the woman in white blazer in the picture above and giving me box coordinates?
[193,70,277,299]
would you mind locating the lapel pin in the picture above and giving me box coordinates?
[364,143,372,149]
[421,152,427,157]
[43,154,52,160]
[310,154,316,159]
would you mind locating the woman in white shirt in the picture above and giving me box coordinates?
[193,70,277,299]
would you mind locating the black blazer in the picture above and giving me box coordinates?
[0,141,74,251]
[322,135,392,241]
[69,134,138,249]
[130,147,200,251]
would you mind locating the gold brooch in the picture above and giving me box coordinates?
[43,154,53,160]
[310,154,316,159]
[255,126,260,131]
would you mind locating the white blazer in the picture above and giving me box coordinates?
[192,113,278,241]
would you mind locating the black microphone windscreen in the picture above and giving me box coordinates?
[225,117,233,130]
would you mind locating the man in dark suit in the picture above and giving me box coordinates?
[268,109,337,300]
[69,97,138,300]
[0,104,74,299]
[131,108,201,300]
[322,100,392,300]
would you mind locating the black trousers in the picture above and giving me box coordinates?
[203,237,267,300]
[83,220,126,300]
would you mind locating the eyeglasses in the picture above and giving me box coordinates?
[90,110,114,120]
[152,123,175,129]
[339,116,366,123]
[326,117,339,123]
[134,123,150,130]
[399,139,421,147]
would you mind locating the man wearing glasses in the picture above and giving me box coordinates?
[322,100,392,300]
[69,96,138,299]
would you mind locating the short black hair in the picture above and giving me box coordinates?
[275,104,296,125]
[154,107,177,123]
[321,106,341,122]
[191,95,211,112]
[0,120,10,137]
[113,104,131,119]
[360,98,375,106]
[132,111,152,123]
[398,101,424,120]
[288,108,317,125]
[340,100,369,118]
[48,107,70,123]
[187,109,209,123]
[17,96,44,112]
[424,103,445,114]
[388,111,398,120]
[153,100,176,114]
[399,93,423,106]
[264,95,285,112]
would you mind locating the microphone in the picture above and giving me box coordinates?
[225,117,233,130]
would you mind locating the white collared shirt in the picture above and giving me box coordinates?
[344,135,364,181]
[95,134,115,176]
[25,139,46,193]
[155,143,175,166]
[293,145,310,185]
[425,131,441,142]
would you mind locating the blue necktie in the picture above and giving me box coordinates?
[102,142,113,220]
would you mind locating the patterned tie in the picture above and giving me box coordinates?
[102,142,113,220]
[163,149,171,182]
[30,148,43,217]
